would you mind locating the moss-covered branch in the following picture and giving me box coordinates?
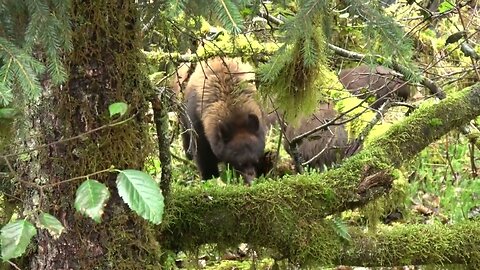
[144,40,278,65]
[269,219,480,266]
[158,84,480,265]
[339,221,480,267]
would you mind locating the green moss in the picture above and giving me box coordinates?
[341,221,480,267]
[205,258,275,270]
[430,118,443,127]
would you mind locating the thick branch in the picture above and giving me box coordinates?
[274,220,480,266]
[339,221,480,267]
[159,84,480,258]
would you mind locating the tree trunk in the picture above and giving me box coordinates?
[159,84,480,267]
[16,1,159,269]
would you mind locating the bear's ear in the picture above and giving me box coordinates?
[219,122,233,143]
[246,114,260,133]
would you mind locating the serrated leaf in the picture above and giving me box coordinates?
[108,102,128,117]
[1,220,37,261]
[74,179,111,223]
[116,170,164,225]
[38,213,65,239]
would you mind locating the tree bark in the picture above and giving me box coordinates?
[159,84,480,267]
[15,1,159,269]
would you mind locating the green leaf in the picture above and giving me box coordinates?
[332,217,351,242]
[116,169,164,225]
[108,102,128,118]
[74,179,111,223]
[1,220,37,261]
[438,0,455,13]
[38,213,65,239]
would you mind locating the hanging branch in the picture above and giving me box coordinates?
[150,86,175,199]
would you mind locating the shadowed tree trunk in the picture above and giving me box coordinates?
[15,1,160,269]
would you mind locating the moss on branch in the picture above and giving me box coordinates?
[144,39,278,65]
[340,221,480,267]
[159,84,480,267]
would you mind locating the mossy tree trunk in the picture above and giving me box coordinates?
[15,1,160,269]
[159,84,480,267]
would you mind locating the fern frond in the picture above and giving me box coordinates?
[257,45,293,84]
[332,217,351,242]
[258,1,328,121]
[0,37,45,101]
[24,0,50,51]
[210,0,244,34]
[0,82,13,106]
[348,0,416,75]
[41,16,68,84]
[51,0,73,52]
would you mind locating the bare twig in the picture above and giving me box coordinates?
[469,140,477,178]
[1,115,136,159]
[302,134,335,166]
[40,167,115,189]
[7,260,22,270]
[151,86,174,198]
[444,135,459,184]
[327,43,447,99]
[289,99,370,147]
[345,100,392,157]
[456,5,480,80]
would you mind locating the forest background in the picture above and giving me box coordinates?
[1,0,480,269]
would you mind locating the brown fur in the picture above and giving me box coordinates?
[339,65,412,109]
[177,57,266,184]
[283,103,349,170]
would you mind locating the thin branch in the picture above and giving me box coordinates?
[1,115,136,159]
[7,260,22,270]
[40,167,115,189]
[289,99,370,147]
[3,156,40,189]
[456,5,480,80]
[302,134,335,166]
[327,43,447,99]
[345,100,392,157]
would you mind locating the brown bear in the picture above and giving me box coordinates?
[339,65,412,109]
[283,103,349,170]
[175,57,266,184]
